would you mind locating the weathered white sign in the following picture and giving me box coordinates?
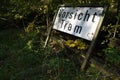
[53,6,104,41]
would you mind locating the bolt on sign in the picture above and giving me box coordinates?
[53,5,105,41]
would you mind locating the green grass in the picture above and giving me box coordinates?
[0,28,109,80]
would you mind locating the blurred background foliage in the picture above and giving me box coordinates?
[0,0,120,70]
[0,0,119,27]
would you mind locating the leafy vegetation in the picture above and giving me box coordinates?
[0,0,120,79]
[65,39,88,50]
[101,13,120,66]
[0,28,110,80]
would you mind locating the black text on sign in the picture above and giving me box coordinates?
[53,6,104,41]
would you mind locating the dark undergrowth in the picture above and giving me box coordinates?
[0,28,113,80]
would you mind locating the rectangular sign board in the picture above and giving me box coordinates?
[53,6,105,41]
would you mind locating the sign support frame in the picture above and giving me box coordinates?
[44,4,109,71]
[81,8,105,71]
[81,5,108,70]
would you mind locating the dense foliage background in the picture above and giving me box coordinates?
[0,0,120,79]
